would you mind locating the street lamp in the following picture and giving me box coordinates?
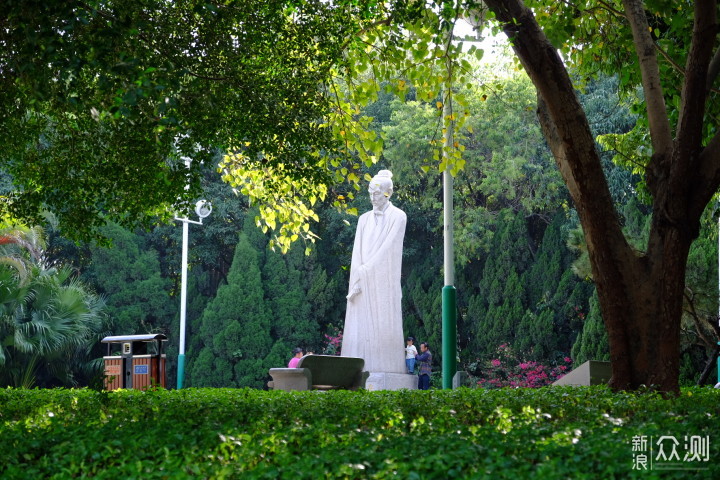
[175,158,211,389]
[441,33,457,389]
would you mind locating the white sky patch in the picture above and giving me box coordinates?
[455,18,509,64]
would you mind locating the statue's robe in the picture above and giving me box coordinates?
[341,202,406,373]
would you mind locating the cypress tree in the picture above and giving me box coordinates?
[475,211,531,352]
[188,233,273,388]
[525,214,565,307]
[263,247,316,351]
[571,291,610,365]
[83,222,175,335]
[402,252,443,360]
[552,272,594,352]
[466,293,487,358]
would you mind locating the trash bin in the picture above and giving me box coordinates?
[102,334,167,390]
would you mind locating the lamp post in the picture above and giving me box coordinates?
[175,157,211,389]
[441,38,457,389]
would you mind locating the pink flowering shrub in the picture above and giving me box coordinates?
[322,327,343,356]
[475,344,572,389]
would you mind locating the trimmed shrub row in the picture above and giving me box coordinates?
[1,386,718,479]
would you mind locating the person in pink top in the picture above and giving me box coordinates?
[287,347,304,368]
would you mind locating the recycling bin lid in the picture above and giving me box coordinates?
[101,334,168,343]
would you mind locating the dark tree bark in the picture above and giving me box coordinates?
[483,0,720,393]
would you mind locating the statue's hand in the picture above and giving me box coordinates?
[346,287,361,301]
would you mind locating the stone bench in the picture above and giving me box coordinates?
[268,355,369,391]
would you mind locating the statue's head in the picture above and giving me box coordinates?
[369,170,393,210]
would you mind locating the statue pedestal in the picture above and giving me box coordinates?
[365,372,417,391]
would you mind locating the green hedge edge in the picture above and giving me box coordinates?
[1,386,718,479]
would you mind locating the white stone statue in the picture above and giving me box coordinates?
[341,170,406,374]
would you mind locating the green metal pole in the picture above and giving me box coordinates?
[442,285,457,389]
[177,353,185,389]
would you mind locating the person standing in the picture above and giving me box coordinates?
[405,337,418,374]
[341,170,407,374]
[287,347,304,368]
[415,342,432,390]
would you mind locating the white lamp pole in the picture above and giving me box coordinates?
[441,27,457,389]
[175,157,211,389]
[177,213,190,389]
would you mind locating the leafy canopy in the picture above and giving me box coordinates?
[0,0,372,242]
[222,1,498,251]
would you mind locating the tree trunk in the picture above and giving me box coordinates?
[484,0,720,393]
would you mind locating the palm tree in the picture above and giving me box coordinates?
[0,225,108,387]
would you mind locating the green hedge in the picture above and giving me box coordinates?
[1,386,718,479]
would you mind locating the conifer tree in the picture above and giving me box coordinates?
[479,271,524,355]
[188,233,273,388]
[571,291,610,365]
[471,211,532,357]
[551,271,594,352]
[524,215,566,307]
[263,247,316,352]
[305,259,345,346]
[466,293,486,359]
[83,222,175,335]
[402,253,443,360]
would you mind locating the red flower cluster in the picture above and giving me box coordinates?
[476,344,572,389]
[322,328,343,356]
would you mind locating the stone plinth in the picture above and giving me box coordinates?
[452,371,470,388]
[365,372,417,391]
[552,360,611,386]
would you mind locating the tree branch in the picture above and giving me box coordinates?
[683,287,714,349]
[683,1,720,220]
[707,46,720,90]
[690,129,720,218]
[483,0,619,228]
[621,0,672,159]
[596,0,626,17]
[595,0,720,97]
[654,43,720,96]
[674,0,716,169]
[340,18,393,52]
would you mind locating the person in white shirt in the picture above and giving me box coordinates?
[405,337,418,374]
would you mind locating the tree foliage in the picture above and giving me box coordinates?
[188,232,273,388]
[0,225,108,387]
[18,60,715,388]
[82,222,176,335]
[0,0,371,241]
[479,0,720,392]
[5,0,719,391]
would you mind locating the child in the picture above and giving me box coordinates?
[405,337,418,374]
